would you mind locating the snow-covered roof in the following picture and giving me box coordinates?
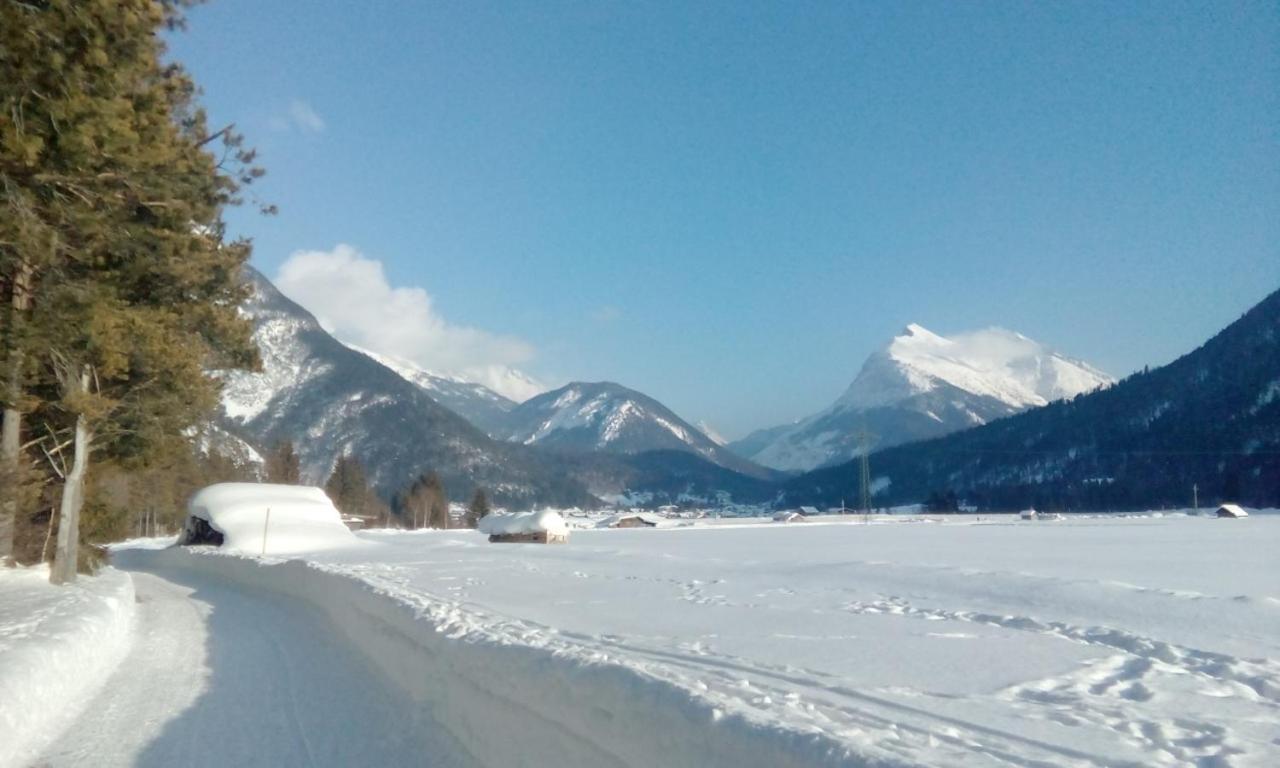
[1216,504,1249,518]
[185,483,356,555]
[479,509,568,536]
[773,510,807,522]
[598,512,665,528]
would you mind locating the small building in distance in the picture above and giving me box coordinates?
[601,512,663,529]
[773,509,809,523]
[1215,503,1249,518]
[1020,508,1038,520]
[480,509,570,543]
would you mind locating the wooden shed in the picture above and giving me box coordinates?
[603,512,663,528]
[773,510,808,523]
[489,530,568,544]
[1215,503,1249,518]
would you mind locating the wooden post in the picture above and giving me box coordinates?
[261,507,271,556]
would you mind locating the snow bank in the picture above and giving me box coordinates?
[478,508,568,536]
[184,482,356,555]
[0,566,135,766]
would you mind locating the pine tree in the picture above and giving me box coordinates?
[266,440,301,484]
[2,1,264,582]
[465,488,490,528]
[324,456,371,517]
[426,472,449,529]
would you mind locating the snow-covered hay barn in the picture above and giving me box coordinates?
[600,512,663,529]
[1216,504,1249,518]
[773,510,809,523]
[479,509,569,543]
[1020,508,1038,520]
[178,483,356,555]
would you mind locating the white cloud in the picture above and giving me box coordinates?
[269,99,326,133]
[276,245,543,401]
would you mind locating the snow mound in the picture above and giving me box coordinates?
[478,509,568,536]
[184,482,356,555]
[0,566,135,766]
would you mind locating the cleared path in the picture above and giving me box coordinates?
[36,550,473,768]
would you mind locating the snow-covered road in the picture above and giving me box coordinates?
[36,550,472,768]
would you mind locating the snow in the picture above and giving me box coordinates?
[839,324,1113,412]
[744,324,1115,471]
[0,565,135,766]
[100,513,1277,766]
[697,420,729,446]
[477,508,568,536]
[34,549,450,768]
[184,482,357,555]
[18,515,1275,766]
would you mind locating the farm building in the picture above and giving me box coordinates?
[480,509,569,543]
[1216,504,1249,518]
[773,510,809,523]
[1020,508,1038,520]
[600,512,663,529]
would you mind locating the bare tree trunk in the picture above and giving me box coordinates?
[51,371,92,586]
[1,260,33,565]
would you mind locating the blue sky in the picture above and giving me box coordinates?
[169,1,1279,439]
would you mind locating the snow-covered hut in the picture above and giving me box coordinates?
[1215,504,1249,519]
[773,510,808,523]
[179,483,356,555]
[600,512,662,529]
[1020,508,1038,520]
[479,509,569,543]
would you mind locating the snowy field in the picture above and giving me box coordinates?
[301,514,1280,766]
[11,513,1278,767]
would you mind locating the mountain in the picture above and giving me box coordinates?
[696,421,729,447]
[496,382,779,480]
[731,324,1113,471]
[782,290,1280,510]
[344,346,518,436]
[217,268,595,507]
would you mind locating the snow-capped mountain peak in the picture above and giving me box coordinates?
[498,382,776,479]
[732,324,1113,472]
[838,324,1111,413]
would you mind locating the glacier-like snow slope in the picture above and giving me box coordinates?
[499,381,778,480]
[735,324,1113,471]
[0,565,135,766]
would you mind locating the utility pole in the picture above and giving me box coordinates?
[855,426,875,523]
[1192,483,1199,515]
